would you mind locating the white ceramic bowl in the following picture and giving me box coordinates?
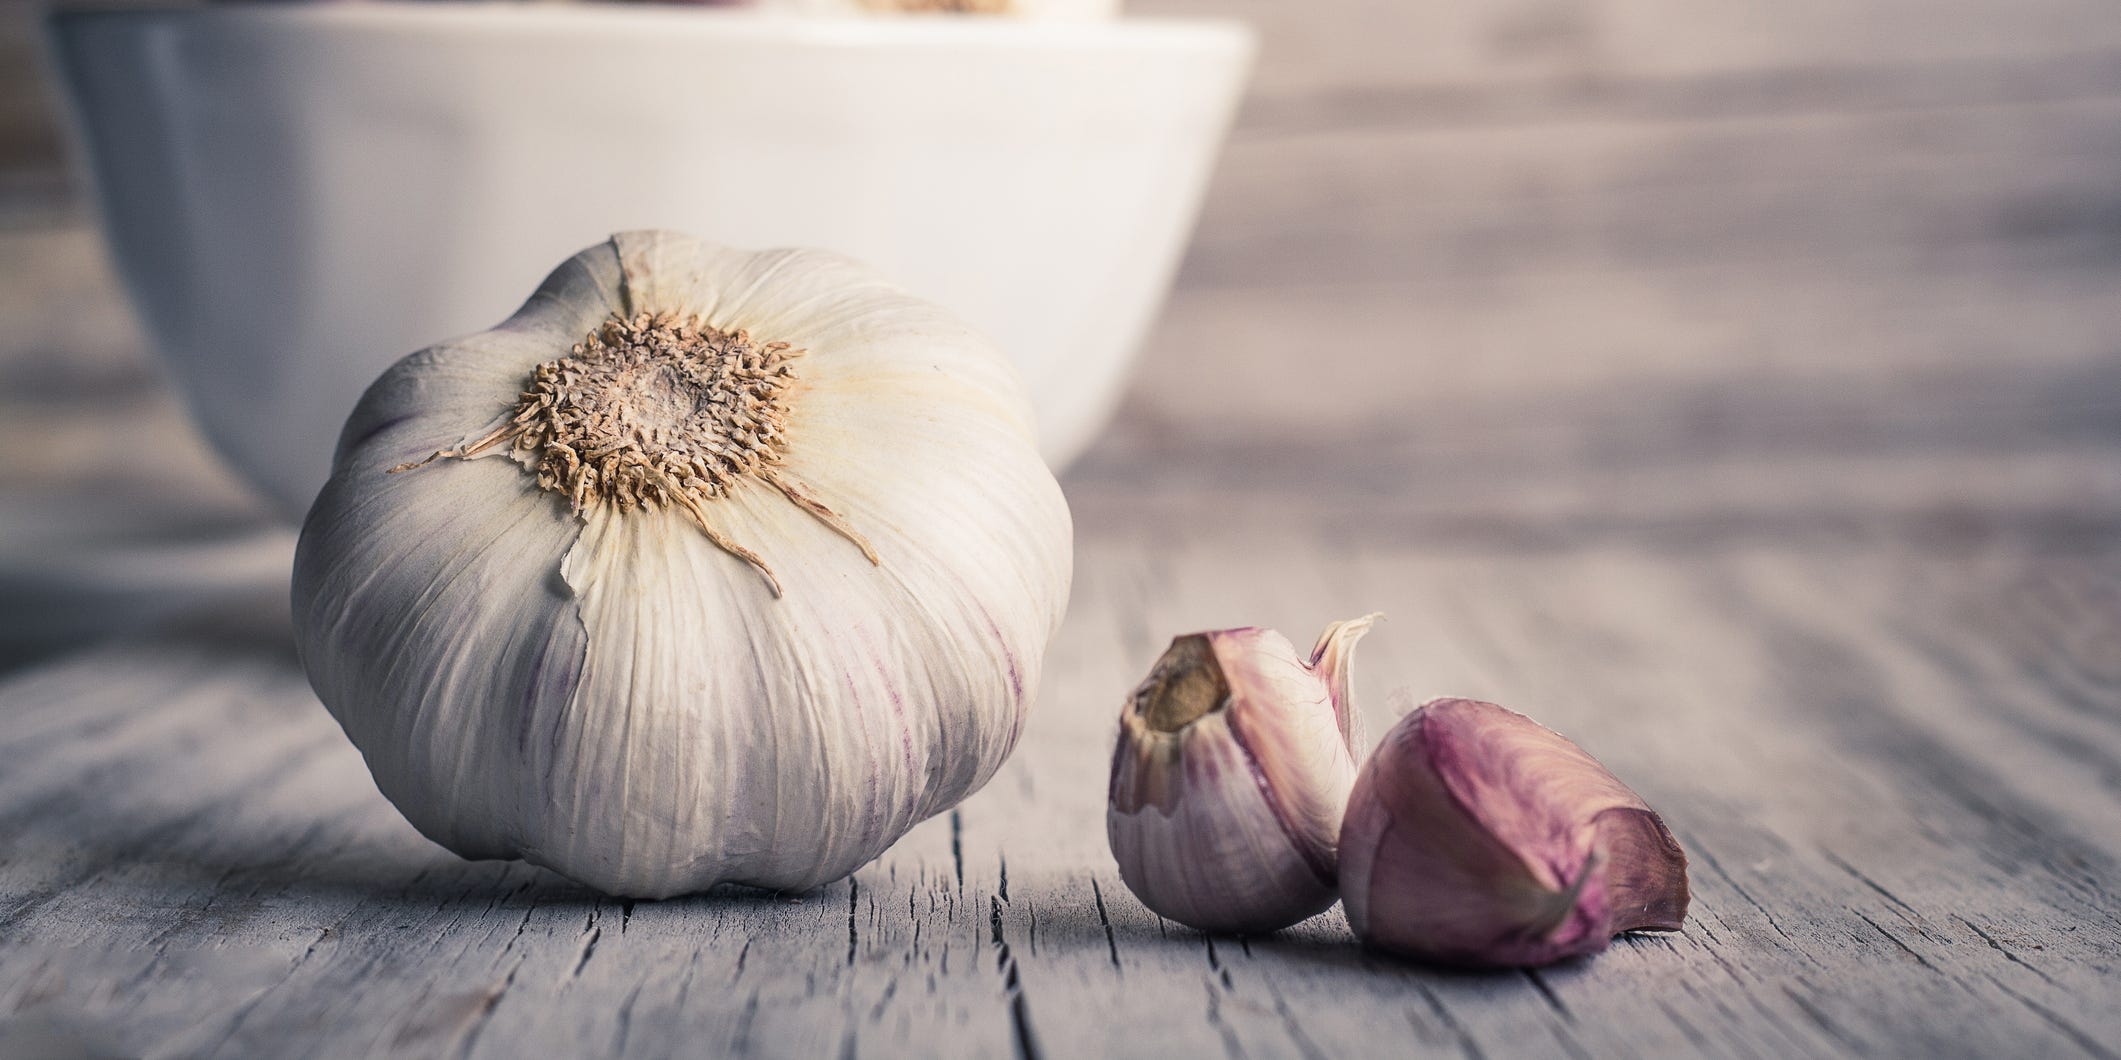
[48,3,1252,514]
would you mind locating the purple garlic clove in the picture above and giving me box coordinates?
[1106,616,1379,934]
[1338,697,1688,967]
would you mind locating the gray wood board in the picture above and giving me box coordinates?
[2,506,2117,1059]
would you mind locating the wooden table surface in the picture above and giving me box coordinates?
[4,2,2121,1056]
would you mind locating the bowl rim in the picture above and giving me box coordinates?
[49,1,1256,54]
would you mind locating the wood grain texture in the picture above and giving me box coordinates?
[2,517,2118,1058]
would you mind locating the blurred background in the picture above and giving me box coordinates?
[4,0,2120,668]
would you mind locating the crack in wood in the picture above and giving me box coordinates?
[571,923,602,980]
[1410,983,1485,1060]
[950,811,964,894]
[1267,984,1329,1060]
[1851,910,1939,972]
[451,950,528,1060]
[730,988,760,1054]
[1201,979,1247,1060]
[1984,972,2121,1060]
[1881,602,2121,798]
[1782,983,1867,1053]
[866,978,898,1022]
[1675,925,1757,988]
[0,725,342,933]
[608,984,641,1056]
[1089,879,1121,971]
[1550,1024,1595,1060]
[988,895,1042,1060]
[1955,915,2058,986]
[187,922,338,1057]
[1203,936,1233,991]
[1718,979,1838,1057]
[1819,848,1938,938]
[1655,998,1715,1053]
[1682,836,1825,967]
[129,814,339,961]
[1523,968,1573,1021]
[1743,601,2121,927]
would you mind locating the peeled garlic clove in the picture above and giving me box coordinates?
[294,231,1071,898]
[1106,615,1378,933]
[1338,697,1689,967]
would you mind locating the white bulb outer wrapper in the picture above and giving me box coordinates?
[293,231,1072,898]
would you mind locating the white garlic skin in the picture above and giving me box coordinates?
[1106,616,1377,933]
[293,231,1071,898]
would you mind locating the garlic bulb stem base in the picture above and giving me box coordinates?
[390,308,881,596]
[1136,634,1229,733]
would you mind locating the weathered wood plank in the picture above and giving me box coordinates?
[1134,0,2121,102]
[1190,98,2121,289]
[3,513,2117,1058]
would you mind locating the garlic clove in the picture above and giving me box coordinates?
[1106,616,1378,933]
[1338,697,1689,968]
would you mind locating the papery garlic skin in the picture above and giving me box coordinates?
[293,231,1071,899]
[1106,616,1377,933]
[1339,698,1689,967]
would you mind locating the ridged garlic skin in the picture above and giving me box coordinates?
[1339,698,1689,967]
[293,232,1072,898]
[1106,619,1374,933]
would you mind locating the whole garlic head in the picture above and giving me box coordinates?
[1106,616,1378,933]
[294,231,1072,899]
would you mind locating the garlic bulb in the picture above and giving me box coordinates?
[1106,616,1378,933]
[293,231,1072,899]
[1339,698,1689,967]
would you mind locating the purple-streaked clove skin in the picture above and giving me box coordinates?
[1107,616,1379,934]
[1338,697,1688,967]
